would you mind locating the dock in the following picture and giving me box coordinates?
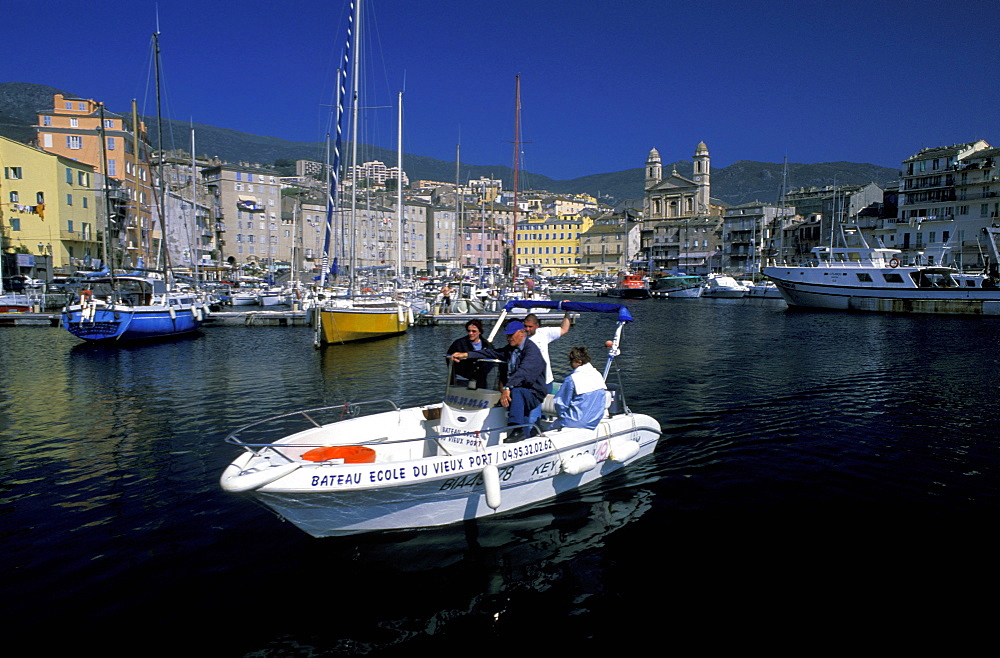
[0,309,312,328]
[205,310,310,326]
[0,312,60,327]
[2,309,576,329]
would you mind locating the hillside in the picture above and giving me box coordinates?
[1,81,900,206]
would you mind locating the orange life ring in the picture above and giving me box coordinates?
[302,445,376,463]
[888,258,900,268]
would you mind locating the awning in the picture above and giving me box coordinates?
[237,196,264,212]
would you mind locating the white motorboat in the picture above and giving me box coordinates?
[700,273,748,298]
[763,227,1000,315]
[1,292,33,313]
[220,300,662,537]
[651,274,702,298]
[745,281,782,298]
[257,289,287,306]
[230,290,259,306]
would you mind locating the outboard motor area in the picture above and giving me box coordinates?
[439,359,507,452]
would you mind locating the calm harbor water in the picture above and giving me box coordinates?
[1,298,997,654]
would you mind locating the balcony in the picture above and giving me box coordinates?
[59,229,98,243]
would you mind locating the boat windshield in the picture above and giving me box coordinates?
[447,357,505,393]
[909,271,959,288]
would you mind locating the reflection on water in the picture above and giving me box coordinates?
[1,300,998,653]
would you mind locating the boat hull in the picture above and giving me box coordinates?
[667,286,703,298]
[765,267,1000,315]
[62,304,204,341]
[318,305,409,344]
[701,289,745,298]
[1,296,33,312]
[222,411,660,537]
[745,284,781,299]
[606,288,651,299]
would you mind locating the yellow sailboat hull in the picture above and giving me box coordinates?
[318,306,408,344]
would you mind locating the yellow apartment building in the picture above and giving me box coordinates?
[1,135,100,272]
[515,213,593,276]
[35,94,158,268]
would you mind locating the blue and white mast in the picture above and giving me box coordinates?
[319,1,355,290]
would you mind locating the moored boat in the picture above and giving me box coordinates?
[745,280,781,298]
[607,271,651,299]
[651,273,702,298]
[764,238,1000,315]
[61,275,207,342]
[220,299,662,537]
[1,292,33,313]
[316,302,410,344]
[700,273,748,298]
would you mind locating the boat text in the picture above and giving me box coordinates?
[308,452,497,488]
[445,394,490,409]
[499,438,555,463]
[438,465,514,491]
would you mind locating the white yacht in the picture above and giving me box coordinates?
[763,228,1000,315]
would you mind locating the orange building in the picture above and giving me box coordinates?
[35,94,158,269]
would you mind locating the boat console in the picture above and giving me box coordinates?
[438,359,510,452]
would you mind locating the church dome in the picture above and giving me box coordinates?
[695,141,709,154]
[647,147,661,162]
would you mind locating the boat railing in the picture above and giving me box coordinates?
[769,257,891,269]
[224,403,539,462]
[224,400,403,455]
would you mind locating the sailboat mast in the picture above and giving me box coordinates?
[511,74,521,281]
[98,102,115,284]
[154,29,166,275]
[348,0,362,294]
[190,125,199,282]
[396,90,403,280]
[777,155,788,264]
[455,142,461,273]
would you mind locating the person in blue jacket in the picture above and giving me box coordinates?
[449,320,546,441]
[553,346,608,430]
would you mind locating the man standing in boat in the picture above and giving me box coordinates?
[449,320,546,441]
[523,311,571,394]
[440,283,453,313]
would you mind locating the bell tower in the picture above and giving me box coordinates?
[693,142,710,213]
[645,147,662,190]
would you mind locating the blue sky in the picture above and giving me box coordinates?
[5,0,997,180]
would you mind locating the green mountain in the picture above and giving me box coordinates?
[1,82,900,206]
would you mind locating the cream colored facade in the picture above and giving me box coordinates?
[1,135,100,271]
[202,163,283,269]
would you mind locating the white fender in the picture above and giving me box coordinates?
[169,307,177,320]
[609,439,640,463]
[482,464,501,509]
[219,461,301,493]
[561,452,598,475]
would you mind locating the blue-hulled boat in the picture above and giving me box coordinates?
[62,275,207,342]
